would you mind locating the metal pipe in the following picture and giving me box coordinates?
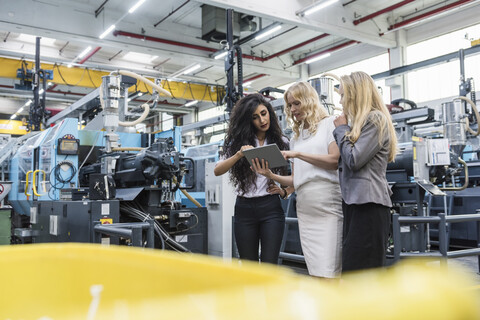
[78,46,102,64]
[263,33,329,61]
[387,0,474,31]
[353,0,415,25]
[154,0,190,27]
[113,30,217,53]
[293,40,358,65]
[113,29,327,63]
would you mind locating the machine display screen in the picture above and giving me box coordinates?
[58,138,79,155]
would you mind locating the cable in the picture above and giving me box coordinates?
[120,203,191,252]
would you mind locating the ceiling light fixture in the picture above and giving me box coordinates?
[98,0,147,39]
[129,0,146,13]
[305,52,331,64]
[243,81,253,87]
[10,114,17,120]
[182,64,201,75]
[77,46,93,59]
[99,24,116,39]
[184,100,198,107]
[255,25,282,41]
[296,0,339,17]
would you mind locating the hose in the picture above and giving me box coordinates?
[455,96,480,136]
[180,188,202,208]
[118,103,150,127]
[440,158,469,191]
[101,70,171,127]
[112,70,171,97]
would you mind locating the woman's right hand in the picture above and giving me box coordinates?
[237,145,254,157]
[281,150,298,160]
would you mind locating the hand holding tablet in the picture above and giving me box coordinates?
[242,144,288,169]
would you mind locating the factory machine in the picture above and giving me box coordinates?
[6,71,207,253]
[387,59,480,258]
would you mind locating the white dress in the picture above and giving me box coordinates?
[290,117,343,278]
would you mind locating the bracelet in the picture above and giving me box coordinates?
[280,188,288,199]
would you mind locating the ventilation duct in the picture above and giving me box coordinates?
[201,5,241,42]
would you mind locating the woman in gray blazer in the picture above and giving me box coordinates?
[333,71,398,272]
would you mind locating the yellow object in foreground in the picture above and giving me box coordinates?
[0,243,478,319]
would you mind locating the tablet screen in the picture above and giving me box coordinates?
[242,144,288,169]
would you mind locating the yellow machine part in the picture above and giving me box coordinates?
[0,243,478,320]
[0,57,222,102]
[0,119,28,135]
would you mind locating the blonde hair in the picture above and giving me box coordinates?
[284,81,329,139]
[340,71,398,162]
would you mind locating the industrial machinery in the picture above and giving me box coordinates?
[3,71,207,253]
[388,50,480,260]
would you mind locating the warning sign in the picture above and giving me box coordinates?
[100,218,113,225]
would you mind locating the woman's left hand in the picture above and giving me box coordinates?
[267,183,283,196]
[251,157,272,179]
[334,113,348,127]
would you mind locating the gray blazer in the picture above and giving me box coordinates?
[333,121,392,207]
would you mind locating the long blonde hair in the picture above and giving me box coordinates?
[340,71,397,162]
[284,81,329,139]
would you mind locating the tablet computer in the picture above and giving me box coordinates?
[242,144,288,169]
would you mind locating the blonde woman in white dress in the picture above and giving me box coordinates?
[251,81,343,278]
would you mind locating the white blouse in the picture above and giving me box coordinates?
[290,116,339,190]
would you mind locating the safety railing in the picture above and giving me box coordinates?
[392,210,480,272]
[93,220,155,248]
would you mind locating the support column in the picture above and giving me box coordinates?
[386,30,408,101]
[300,63,309,81]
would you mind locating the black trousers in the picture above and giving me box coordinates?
[342,201,391,272]
[234,194,285,264]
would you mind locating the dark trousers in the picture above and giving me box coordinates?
[234,194,285,264]
[342,201,391,272]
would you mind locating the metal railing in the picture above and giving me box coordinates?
[392,210,480,272]
[93,220,155,248]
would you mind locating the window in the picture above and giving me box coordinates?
[406,23,480,103]
[323,53,391,105]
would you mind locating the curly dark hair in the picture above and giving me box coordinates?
[221,93,289,195]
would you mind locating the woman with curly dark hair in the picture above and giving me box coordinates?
[214,93,289,264]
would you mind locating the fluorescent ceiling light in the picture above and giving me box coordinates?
[17,107,24,113]
[10,114,16,120]
[39,89,44,95]
[297,0,339,17]
[129,0,146,13]
[213,51,228,60]
[255,25,282,41]
[77,46,92,59]
[184,100,198,107]
[182,64,201,75]
[99,24,115,39]
[123,51,154,63]
[305,52,331,64]
[25,99,32,106]
[243,81,253,87]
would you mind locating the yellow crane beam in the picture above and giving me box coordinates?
[0,57,223,103]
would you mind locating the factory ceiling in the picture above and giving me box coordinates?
[0,0,479,116]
